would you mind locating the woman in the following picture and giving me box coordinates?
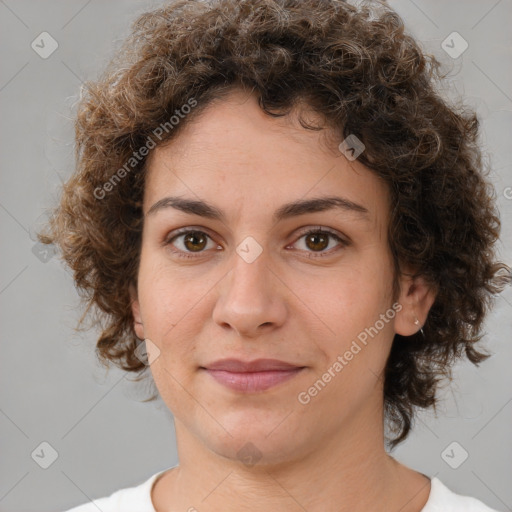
[40,0,510,510]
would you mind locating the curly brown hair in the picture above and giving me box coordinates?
[39,0,511,448]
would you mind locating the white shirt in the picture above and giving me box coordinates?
[63,467,501,512]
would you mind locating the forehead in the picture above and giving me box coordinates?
[143,89,390,231]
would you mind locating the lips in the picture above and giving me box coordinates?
[204,358,302,372]
[201,358,305,392]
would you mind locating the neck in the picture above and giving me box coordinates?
[152,396,431,512]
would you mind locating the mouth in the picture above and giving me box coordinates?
[200,358,306,393]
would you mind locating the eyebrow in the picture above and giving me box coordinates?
[146,195,370,223]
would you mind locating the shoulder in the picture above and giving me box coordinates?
[422,477,502,512]
[62,468,170,512]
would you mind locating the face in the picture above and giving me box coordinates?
[131,88,429,465]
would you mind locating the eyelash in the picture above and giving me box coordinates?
[163,226,349,260]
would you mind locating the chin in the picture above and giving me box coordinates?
[202,413,310,468]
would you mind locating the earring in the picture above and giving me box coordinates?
[414,316,425,338]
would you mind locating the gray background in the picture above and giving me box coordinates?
[0,1,511,511]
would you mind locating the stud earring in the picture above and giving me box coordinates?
[414,316,425,338]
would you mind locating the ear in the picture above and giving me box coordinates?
[394,267,437,337]
[129,283,145,340]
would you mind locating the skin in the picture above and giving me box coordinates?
[130,88,437,512]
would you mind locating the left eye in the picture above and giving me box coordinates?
[291,228,347,257]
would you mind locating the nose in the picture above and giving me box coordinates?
[212,249,288,339]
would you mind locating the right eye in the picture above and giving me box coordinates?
[164,229,221,259]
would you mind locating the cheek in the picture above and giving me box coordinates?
[321,263,386,317]
[136,254,210,371]
[309,263,394,359]
[137,255,198,334]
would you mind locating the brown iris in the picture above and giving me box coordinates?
[305,232,329,252]
[183,231,208,252]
